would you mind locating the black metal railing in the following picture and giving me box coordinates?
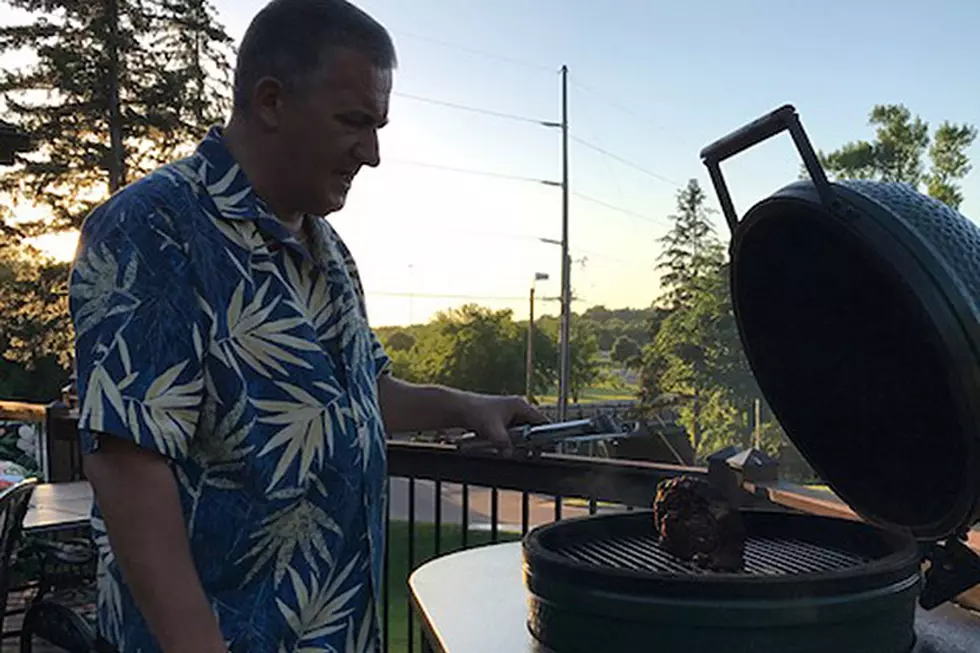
[16,403,804,653]
[382,440,709,653]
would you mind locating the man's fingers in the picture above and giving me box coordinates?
[510,396,550,426]
[488,426,514,456]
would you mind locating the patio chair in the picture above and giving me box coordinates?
[0,479,39,635]
[18,535,100,653]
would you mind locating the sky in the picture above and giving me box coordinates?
[16,0,980,327]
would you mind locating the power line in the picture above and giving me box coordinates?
[568,77,676,137]
[572,191,670,227]
[367,291,529,302]
[571,248,653,272]
[378,227,651,271]
[574,91,627,207]
[389,89,676,191]
[570,135,681,188]
[394,92,557,127]
[386,157,558,186]
[392,29,557,74]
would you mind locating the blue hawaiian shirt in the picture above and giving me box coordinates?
[70,126,391,653]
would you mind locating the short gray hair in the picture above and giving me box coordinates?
[233,0,397,112]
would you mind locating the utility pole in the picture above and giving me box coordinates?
[557,64,571,421]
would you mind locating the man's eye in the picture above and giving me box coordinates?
[339,114,371,128]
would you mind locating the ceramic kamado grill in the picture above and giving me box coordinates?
[512,105,980,653]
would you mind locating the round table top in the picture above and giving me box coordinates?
[24,480,92,532]
[408,541,980,653]
[409,542,540,653]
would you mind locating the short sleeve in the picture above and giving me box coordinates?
[370,331,393,378]
[70,192,209,462]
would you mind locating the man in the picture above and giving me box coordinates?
[68,1,545,651]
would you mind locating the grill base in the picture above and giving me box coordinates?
[523,510,923,653]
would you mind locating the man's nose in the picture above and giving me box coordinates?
[355,129,380,168]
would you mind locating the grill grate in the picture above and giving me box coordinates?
[556,533,872,576]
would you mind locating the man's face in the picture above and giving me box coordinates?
[273,47,392,215]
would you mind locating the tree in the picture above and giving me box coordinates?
[145,0,233,157]
[639,265,778,457]
[411,305,526,395]
[641,178,785,458]
[819,104,976,210]
[655,179,724,310]
[533,314,602,402]
[596,328,617,352]
[384,330,416,352]
[0,0,234,234]
[0,239,73,401]
[567,320,602,402]
[611,336,640,365]
[924,122,978,209]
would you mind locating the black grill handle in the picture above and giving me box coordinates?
[699,104,834,234]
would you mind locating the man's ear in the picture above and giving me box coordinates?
[250,76,286,131]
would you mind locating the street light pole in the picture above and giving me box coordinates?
[526,282,535,401]
[557,64,571,421]
[526,272,549,402]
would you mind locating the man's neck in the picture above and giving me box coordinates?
[223,117,304,232]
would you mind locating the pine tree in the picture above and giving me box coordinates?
[654,178,723,310]
[144,0,233,160]
[0,0,233,235]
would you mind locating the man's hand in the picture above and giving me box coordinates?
[456,394,548,455]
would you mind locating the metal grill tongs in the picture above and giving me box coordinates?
[454,414,629,455]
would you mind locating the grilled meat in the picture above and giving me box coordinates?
[653,475,746,571]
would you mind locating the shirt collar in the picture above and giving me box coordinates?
[194,125,317,264]
[195,125,276,223]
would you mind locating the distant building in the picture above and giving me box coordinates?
[0,120,30,166]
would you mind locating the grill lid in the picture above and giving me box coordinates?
[699,106,980,545]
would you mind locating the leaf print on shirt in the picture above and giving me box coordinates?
[130,360,204,459]
[70,241,139,338]
[192,382,256,476]
[178,381,257,536]
[345,600,377,653]
[317,291,361,354]
[212,218,269,280]
[79,363,126,434]
[216,279,318,378]
[237,478,344,587]
[206,160,255,220]
[93,517,124,644]
[252,380,345,490]
[258,254,332,334]
[277,554,362,647]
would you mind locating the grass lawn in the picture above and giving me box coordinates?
[804,484,833,493]
[561,497,620,510]
[382,520,522,653]
[538,386,638,404]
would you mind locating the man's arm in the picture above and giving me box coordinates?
[84,439,227,653]
[376,375,474,433]
[377,375,547,452]
[70,195,224,651]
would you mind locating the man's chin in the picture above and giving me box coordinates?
[318,192,348,215]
